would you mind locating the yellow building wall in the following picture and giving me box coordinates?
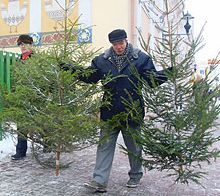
[0,0,146,53]
[92,0,130,51]
[0,0,30,35]
[41,0,78,32]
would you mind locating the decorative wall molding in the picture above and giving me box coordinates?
[0,0,93,48]
[0,27,93,48]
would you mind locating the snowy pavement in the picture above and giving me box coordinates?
[0,123,19,160]
[0,134,16,160]
[0,133,32,161]
[1,123,220,195]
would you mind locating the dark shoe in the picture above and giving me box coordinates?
[84,180,107,193]
[11,153,26,160]
[126,178,140,188]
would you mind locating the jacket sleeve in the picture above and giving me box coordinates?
[142,56,172,87]
[59,57,102,84]
[77,57,103,84]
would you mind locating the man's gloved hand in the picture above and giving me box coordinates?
[59,63,75,71]
[59,63,84,75]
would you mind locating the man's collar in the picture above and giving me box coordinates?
[103,43,140,59]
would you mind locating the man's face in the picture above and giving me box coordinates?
[111,39,127,55]
[19,43,32,54]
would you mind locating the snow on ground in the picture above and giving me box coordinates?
[0,133,32,161]
[0,123,17,160]
[0,123,27,160]
[0,133,16,160]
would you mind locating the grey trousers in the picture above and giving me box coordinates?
[93,127,143,185]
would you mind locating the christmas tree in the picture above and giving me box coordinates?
[123,0,220,185]
[0,1,103,175]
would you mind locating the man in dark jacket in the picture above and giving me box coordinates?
[11,34,33,160]
[65,29,171,192]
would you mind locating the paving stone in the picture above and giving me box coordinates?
[1,119,220,196]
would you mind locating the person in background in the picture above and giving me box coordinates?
[61,29,172,193]
[11,34,33,160]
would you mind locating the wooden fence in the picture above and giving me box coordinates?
[0,51,20,140]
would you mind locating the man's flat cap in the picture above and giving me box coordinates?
[108,29,127,43]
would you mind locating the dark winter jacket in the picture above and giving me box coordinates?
[77,44,171,127]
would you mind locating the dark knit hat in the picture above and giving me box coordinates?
[108,29,127,43]
[17,34,33,45]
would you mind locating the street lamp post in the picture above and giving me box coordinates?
[182,11,194,35]
[161,11,194,38]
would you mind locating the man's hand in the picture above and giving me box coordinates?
[59,63,74,71]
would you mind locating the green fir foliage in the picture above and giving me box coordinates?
[0,1,103,166]
[127,0,220,185]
